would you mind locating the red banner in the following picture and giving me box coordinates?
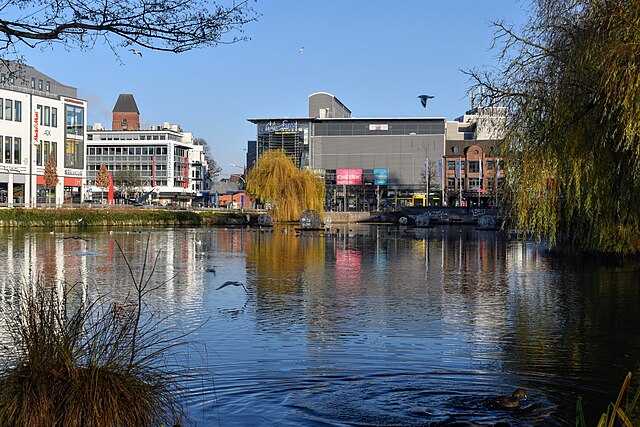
[336,168,362,185]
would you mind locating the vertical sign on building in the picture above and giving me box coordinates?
[168,142,174,180]
[33,110,39,144]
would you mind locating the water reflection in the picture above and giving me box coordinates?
[0,225,639,426]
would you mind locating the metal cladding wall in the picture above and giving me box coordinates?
[311,119,445,188]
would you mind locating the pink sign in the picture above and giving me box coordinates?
[336,168,362,185]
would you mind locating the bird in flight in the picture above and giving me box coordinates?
[418,94,434,108]
[299,46,304,54]
[216,281,247,292]
[129,48,142,57]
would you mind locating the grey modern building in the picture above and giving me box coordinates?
[249,92,446,210]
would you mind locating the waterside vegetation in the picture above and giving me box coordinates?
[246,149,325,222]
[0,239,194,426]
[469,0,640,255]
[0,207,251,228]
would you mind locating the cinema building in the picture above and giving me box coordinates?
[0,63,87,207]
[249,92,446,211]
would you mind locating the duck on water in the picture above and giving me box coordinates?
[489,389,530,409]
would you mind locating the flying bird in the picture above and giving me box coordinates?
[216,281,247,292]
[418,94,434,108]
[129,48,142,57]
[299,46,304,54]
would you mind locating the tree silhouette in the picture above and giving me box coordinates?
[95,164,110,204]
[0,0,257,63]
[43,154,58,206]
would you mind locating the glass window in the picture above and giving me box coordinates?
[469,160,480,173]
[52,107,57,127]
[31,78,36,89]
[4,136,12,163]
[486,160,495,170]
[37,105,43,125]
[38,79,43,90]
[447,178,455,188]
[46,81,51,92]
[14,137,21,164]
[43,141,50,164]
[0,99,3,120]
[44,106,50,126]
[14,100,21,122]
[447,161,455,170]
[4,99,12,121]
[36,142,42,166]
[64,138,83,169]
[65,105,84,136]
[136,147,141,155]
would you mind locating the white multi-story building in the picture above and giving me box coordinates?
[86,94,208,206]
[0,63,87,207]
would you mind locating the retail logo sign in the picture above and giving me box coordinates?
[373,168,388,185]
[264,120,297,134]
[33,110,39,144]
[336,168,362,185]
[369,124,388,131]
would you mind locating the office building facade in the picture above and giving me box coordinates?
[86,94,205,206]
[0,63,87,207]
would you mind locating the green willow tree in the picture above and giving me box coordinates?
[246,149,324,222]
[468,0,640,254]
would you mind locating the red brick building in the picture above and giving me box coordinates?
[111,93,140,130]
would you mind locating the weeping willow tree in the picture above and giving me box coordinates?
[468,0,640,254]
[246,150,325,222]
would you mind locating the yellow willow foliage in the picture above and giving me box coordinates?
[246,150,325,222]
[484,0,640,254]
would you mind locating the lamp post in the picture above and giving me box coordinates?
[230,163,246,210]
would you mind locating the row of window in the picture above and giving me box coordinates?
[36,141,57,166]
[36,104,58,127]
[446,160,505,172]
[31,78,51,92]
[446,177,504,190]
[88,146,169,156]
[86,164,168,172]
[0,136,22,165]
[0,99,22,122]
[90,134,170,141]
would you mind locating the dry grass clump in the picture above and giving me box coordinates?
[0,239,188,427]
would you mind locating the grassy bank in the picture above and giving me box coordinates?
[0,207,251,228]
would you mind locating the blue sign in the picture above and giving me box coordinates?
[373,168,388,185]
[455,160,461,179]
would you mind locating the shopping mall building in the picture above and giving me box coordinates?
[0,63,87,207]
[248,92,504,210]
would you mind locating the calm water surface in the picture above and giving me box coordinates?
[1,225,639,426]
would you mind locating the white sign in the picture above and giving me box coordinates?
[369,124,389,131]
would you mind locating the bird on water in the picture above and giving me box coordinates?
[490,388,529,409]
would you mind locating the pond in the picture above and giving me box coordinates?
[0,225,639,426]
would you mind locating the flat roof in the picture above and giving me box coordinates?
[248,117,446,122]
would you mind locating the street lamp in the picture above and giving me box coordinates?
[230,163,246,184]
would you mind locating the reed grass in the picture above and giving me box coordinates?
[577,372,640,427]
[0,236,191,426]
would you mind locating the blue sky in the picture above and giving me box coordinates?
[25,1,529,176]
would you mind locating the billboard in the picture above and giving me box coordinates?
[336,168,362,185]
[373,168,388,185]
